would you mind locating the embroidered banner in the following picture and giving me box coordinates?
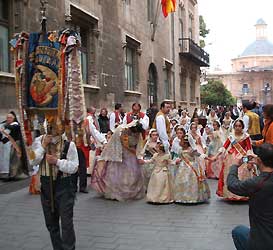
[27,33,61,109]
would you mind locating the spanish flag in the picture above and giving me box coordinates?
[161,0,176,18]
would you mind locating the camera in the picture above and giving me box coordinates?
[242,156,249,163]
[132,114,139,121]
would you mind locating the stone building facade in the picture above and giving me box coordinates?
[0,0,209,119]
[208,19,273,105]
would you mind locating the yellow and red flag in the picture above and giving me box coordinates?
[161,0,176,18]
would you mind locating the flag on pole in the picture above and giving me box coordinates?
[161,0,176,18]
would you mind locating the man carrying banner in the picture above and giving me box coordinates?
[11,21,86,249]
[30,122,78,250]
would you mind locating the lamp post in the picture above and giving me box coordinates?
[262,83,272,105]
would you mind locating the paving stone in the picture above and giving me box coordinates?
[0,180,249,250]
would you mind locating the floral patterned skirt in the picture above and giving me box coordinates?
[174,164,210,203]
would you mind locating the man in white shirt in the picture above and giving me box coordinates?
[122,103,150,159]
[153,101,171,153]
[109,103,123,132]
[87,107,100,131]
[30,125,78,250]
[86,109,107,146]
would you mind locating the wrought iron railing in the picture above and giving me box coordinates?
[179,38,210,67]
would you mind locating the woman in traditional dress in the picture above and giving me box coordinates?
[191,117,204,135]
[180,110,191,125]
[90,156,107,195]
[90,141,106,195]
[207,109,219,126]
[170,127,186,179]
[202,125,213,148]
[0,111,28,180]
[101,115,147,201]
[171,127,186,159]
[188,122,207,171]
[179,117,189,133]
[188,122,206,153]
[221,111,233,140]
[142,142,174,204]
[170,119,179,141]
[215,119,255,201]
[140,129,158,190]
[90,131,113,195]
[174,135,210,204]
[206,121,225,179]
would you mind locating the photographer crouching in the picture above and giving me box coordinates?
[227,143,273,250]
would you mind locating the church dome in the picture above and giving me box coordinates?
[256,18,266,25]
[241,40,273,57]
[240,18,273,57]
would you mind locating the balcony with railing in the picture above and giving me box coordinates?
[179,38,210,67]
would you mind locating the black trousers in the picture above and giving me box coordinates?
[40,176,76,250]
[72,148,87,192]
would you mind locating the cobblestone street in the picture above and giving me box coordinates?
[0,180,248,250]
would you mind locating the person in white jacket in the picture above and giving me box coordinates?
[86,110,107,146]
[153,101,171,153]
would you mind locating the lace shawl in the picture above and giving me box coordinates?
[100,120,138,162]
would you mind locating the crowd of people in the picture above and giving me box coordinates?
[22,101,271,203]
[1,100,273,250]
[87,101,272,204]
[1,101,273,200]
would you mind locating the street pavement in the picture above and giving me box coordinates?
[0,180,248,250]
[0,178,30,194]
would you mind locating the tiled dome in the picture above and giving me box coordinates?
[256,18,266,25]
[240,19,273,57]
[241,39,273,57]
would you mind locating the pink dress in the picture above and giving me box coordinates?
[102,128,145,201]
